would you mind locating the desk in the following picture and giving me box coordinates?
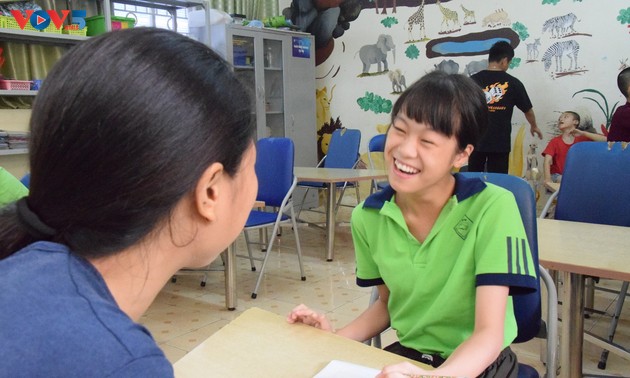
[294,167,387,261]
[173,307,429,377]
[537,218,630,378]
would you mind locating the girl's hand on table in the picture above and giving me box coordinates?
[377,361,434,378]
[286,304,333,332]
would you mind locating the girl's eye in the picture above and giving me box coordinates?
[392,124,406,133]
[421,139,435,145]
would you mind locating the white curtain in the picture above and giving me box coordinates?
[208,0,279,20]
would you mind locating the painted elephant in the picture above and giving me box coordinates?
[359,34,395,74]
[388,69,406,93]
[434,59,460,74]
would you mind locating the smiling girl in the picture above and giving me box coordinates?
[288,71,538,378]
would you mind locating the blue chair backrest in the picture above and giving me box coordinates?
[20,173,30,188]
[324,129,361,169]
[460,172,541,343]
[555,142,630,227]
[255,138,294,208]
[368,133,386,153]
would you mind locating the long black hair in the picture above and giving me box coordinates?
[391,70,488,151]
[0,27,254,259]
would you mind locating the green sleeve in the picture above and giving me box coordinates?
[474,189,536,281]
[0,167,28,207]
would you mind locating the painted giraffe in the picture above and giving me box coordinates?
[460,4,476,25]
[436,0,460,33]
[373,0,397,14]
[407,0,426,42]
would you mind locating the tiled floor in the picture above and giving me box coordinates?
[141,191,630,376]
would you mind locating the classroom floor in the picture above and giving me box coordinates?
[140,191,630,377]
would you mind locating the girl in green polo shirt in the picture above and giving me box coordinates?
[288,71,537,378]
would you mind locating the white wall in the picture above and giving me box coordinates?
[282,0,629,174]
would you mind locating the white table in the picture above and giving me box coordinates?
[295,167,388,261]
[173,307,429,377]
[537,218,630,378]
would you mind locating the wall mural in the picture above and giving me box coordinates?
[284,0,629,180]
[357,34,396,75]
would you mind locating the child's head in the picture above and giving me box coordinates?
[390,70,488,151]
[488,41,515,64]
[1,28,256,261]
[618,67,630,99]
[557,111,580,131]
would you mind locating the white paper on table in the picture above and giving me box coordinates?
[313,359,380,378]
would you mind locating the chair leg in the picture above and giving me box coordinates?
[369,287,382,349]
[335,185,348,214]
[243,231,256,272]
[354,181,361,205]
[251,220,283,299]
[290,204,306,281]
[296,186,311,221]
[598,281,629,370]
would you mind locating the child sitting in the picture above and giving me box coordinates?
[542,111,601,191]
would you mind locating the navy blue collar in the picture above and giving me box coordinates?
[363,173,487,210]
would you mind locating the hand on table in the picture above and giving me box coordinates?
[377,361,433,378]
[286,304,333,332]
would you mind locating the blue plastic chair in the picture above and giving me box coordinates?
[298,128,362,216]
[240,138,305,299]
[540,141,630,370]
[369,173,558,378]
[367,133,388,193]
[20,173,30,188]
[462,173,558,378]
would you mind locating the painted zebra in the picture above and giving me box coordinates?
[541,40,580,72]
[542,13,578,38]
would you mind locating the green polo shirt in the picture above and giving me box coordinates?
[351,173,537,358]
[0,167,28,207]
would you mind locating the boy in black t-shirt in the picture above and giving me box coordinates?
[469,41,542,173]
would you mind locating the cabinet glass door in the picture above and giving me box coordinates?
[262,38,284,138]
[230,35,257,132]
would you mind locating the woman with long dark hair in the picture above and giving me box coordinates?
[0,28,257,376]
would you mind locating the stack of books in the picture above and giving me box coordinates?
[0,130,29,150]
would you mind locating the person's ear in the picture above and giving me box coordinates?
[454,144,474,168]
[195,162,225,223]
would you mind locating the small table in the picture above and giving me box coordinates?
[537,218,630,378]
[173,307,430,377]
[294,167,388,261]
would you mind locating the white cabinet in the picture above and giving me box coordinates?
[212,24,317,168]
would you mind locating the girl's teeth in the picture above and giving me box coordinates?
[395,159,419,174]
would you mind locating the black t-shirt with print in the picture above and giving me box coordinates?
[471,70,533,153]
